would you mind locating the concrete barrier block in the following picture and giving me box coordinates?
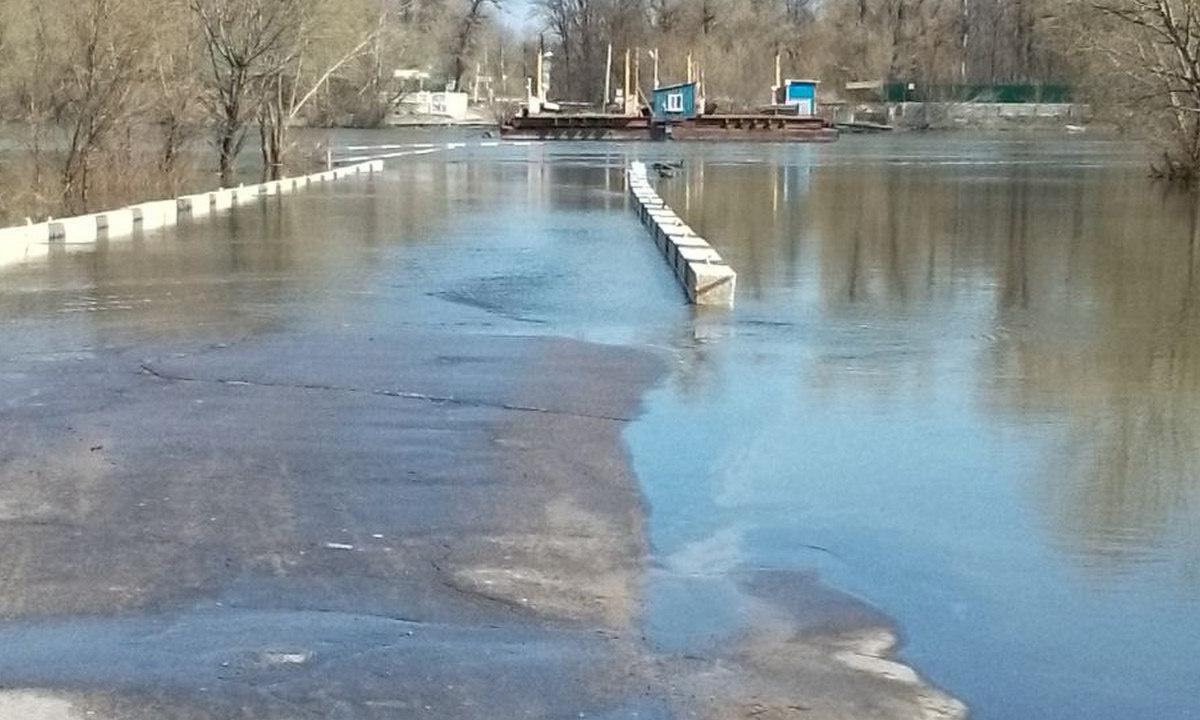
[648,209,683,227]
[25,223,51,243]
[48,215,99,243]
[130,200,178,229]
[665,229,709,247]
[686,262,737,305]
[211,189,235,210]
[0,225,49,267]
[0,225,32,245]
[177,194,212,217]
[97,209,135,237]
[678,244,725,266]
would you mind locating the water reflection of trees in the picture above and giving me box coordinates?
[659,161,810,301]
[665,156,1199,582]
[0,165,451,343]
[982,181,1200,581]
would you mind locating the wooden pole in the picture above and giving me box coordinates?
[624,48,632,115]
[775,52,782,90]
[604,43,613,109]
[536,42,544,101]
[653,48,660,89]
[634,47,641,109]
[687,52,693,84]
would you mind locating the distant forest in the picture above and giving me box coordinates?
[1,0,1200,223]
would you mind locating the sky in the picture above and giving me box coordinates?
[498,0,535,30]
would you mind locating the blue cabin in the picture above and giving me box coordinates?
[652,82,699,121]
[776,79,818,116]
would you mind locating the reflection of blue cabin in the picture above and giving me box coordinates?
[652,82,698,120]
[775,79,818,116]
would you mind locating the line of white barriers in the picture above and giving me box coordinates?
[0,160,385,268]
[627,161,736,306]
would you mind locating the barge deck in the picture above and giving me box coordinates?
[501,113,837,142]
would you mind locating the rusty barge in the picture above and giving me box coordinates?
[502,68,838,143]
[500,112,837,142]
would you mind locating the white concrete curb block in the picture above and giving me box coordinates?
[129,200,178,230]
[48,215,99,243]
[97,209,135,237]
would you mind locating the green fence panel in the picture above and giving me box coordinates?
[882,82,1073,103]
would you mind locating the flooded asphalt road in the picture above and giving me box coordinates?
[0,142,962,720]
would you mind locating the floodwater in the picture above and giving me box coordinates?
[638,136,1200,720]
[2,133,1198,719]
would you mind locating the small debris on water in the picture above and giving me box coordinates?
[324,542,355,551]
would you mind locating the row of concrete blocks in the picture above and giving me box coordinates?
[627,161,736,306]
[0,160,385,250]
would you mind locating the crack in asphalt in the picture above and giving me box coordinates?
[136,362,634,424]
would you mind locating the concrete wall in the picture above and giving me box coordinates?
[887,102,1093,130]
[628,162,736,306]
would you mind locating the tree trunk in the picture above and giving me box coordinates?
[219,127,238,187]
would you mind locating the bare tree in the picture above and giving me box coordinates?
[257,21,379,180]
[1075,0,1200,179]
[190,0,302,186]
[451,0,502,90]
[50,0,149,213]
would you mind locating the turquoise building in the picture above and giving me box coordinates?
[652,82,699,121]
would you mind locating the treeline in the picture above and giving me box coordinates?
[3,0,1200,222]
[0,0,516,221]
[529,0,1200,180]
[529,0,1073,107]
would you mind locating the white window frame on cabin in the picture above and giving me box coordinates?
[665,92,685,113]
